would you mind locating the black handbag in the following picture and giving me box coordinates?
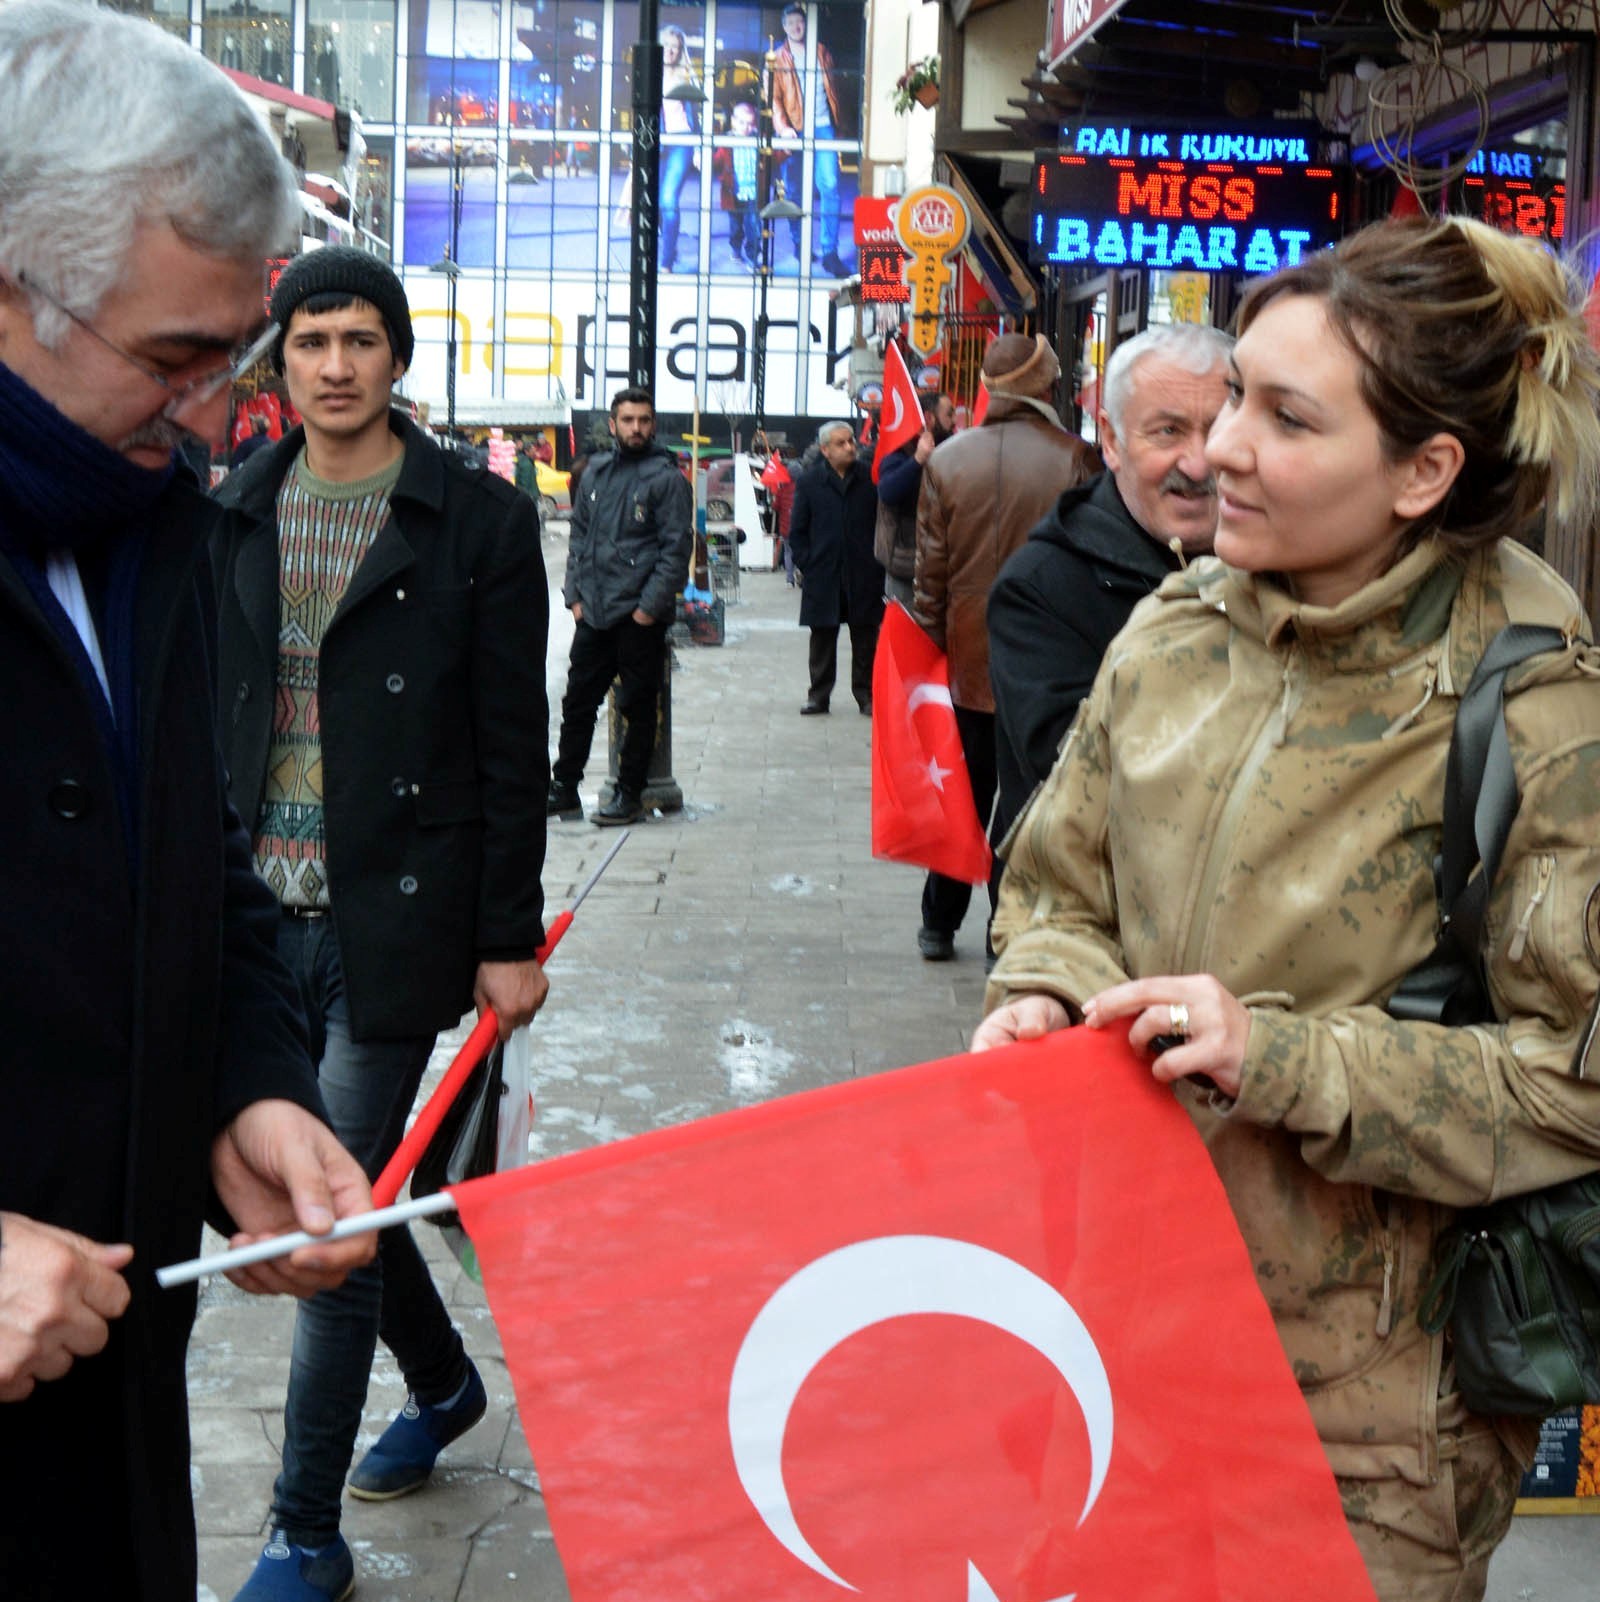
[1389,624,1600,1414]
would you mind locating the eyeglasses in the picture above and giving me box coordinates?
[17,274,278,414]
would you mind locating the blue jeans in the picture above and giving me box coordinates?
[269,913,468,1547]
[813,147,839,255]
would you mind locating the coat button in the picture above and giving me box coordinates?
[48,779,90,819]
[399,875,419,895]
[391,777,408,797]
[396,587,406,600]
[386,673,405,694]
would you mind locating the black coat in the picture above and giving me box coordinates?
[212,415,550,1041]
[0,477,322,1599]
[987,471,1182,843]
[787,458,885,629]
[561,442,693,629]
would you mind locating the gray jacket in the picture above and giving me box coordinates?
[562,443,693,628]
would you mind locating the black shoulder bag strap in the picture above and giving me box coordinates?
[1388,623,1566,1027]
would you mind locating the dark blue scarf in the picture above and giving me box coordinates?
[0,361,177,872]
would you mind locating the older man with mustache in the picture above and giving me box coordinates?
[988,323,1233,850]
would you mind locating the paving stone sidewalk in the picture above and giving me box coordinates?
[188,540,1599,1600]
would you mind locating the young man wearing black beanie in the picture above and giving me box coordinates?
[212,246,553,1602]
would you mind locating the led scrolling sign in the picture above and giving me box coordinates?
[1030,126,1343,275]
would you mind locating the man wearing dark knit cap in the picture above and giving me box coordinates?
[911,333,1098,965]
[212,246,552,1601]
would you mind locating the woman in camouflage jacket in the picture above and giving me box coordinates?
[978,217,1600,1601]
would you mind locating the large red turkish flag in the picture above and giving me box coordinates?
[871,602,992,884]
[452,1029,1378,1602]
[872,339,924,483]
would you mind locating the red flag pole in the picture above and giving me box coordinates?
[369,828,633,1207]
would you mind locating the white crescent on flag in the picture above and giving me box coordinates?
[886,386,905,435]
[905,680,954,715]
[727,1234,1114,1594]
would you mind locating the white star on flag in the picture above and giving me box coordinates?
[925,757,951,792]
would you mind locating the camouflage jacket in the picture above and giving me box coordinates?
[988,535,1600,1485]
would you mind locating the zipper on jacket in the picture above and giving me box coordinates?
[1506,853,1555,964]
[1269,648,1303,748]
[1381,661,1438,739]
[232,679,250,729]
[1375,1237,1397,1338]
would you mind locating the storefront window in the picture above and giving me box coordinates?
[308,0,397,119]
[108,0,190,43]
[1448,115,1567,249]
[353,133,395,253]
[202,0,292,88]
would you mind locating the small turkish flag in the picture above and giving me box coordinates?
[451,1028,1378,1602]
[872,339,924,483]
[871,602,991,884]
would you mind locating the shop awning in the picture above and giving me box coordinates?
[414,398,571,427]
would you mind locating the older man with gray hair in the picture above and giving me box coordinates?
[988,321,1233,850]
[0,5,373,1594]
[787,418,885,714]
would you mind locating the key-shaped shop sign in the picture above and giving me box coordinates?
[894,185,972,357]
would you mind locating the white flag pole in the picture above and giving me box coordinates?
[156,1191,458,1289]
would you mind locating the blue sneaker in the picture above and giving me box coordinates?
[346,1361,488,1501]
[232,1530,354,1602]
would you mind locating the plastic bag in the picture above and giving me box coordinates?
[411,1025,534,1280]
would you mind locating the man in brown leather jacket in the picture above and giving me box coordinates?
[911,334,1098,964]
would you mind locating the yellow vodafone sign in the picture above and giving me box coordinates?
[894,185,971,357]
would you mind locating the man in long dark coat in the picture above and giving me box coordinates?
[0,7,373,1596]
[787,420,884,715]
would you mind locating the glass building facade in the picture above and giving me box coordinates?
[117,0,870,423]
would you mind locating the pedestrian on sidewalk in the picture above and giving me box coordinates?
[0,7,374,1597]
[911,333,1098,963]
[213,247,552,1602]
[549,386,693,826]
[987,323,1230,850]
[874,390,954,607]
[788,419,884,714]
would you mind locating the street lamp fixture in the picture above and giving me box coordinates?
[759,189,803,222]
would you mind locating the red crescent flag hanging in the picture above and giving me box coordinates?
[871,339,924,483]
[450,1028,1379,1602]
[871,601,991,884]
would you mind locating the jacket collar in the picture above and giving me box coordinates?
[218,409,441,518]
[1218,537,1463,671]
[1035,471,1182,585]
[980,393,1066,432]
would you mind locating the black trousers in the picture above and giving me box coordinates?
[808,612,880,709]
[920,703,1003,943]
[554,614,668,797]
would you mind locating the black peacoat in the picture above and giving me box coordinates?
[211,414,550,1041]
[0,475,324,1599]
[786,456,885,630]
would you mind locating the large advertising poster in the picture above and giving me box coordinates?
[391,0,865,419]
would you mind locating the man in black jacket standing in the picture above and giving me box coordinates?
[789,420,884,714]
[549,386,693,825]
[0,8,374,1598]
[874,391,954,606]
[988,324,1231,846]
[212,248,551,1602]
